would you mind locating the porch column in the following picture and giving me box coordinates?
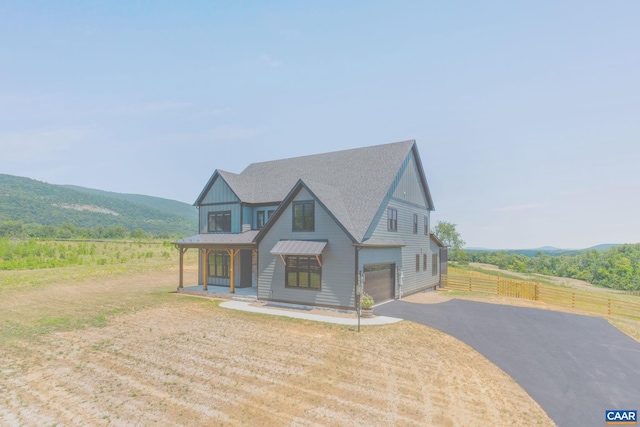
[178,247,186,289]
[202,248,210,291]
[227,249,238,294]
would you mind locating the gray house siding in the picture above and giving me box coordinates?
[429,237,442,284]
[253,205,279,230]
[258,188,356,309]
[366,151,439,296]
[199,203,242,234]
[242,206,252,232]
[199,176,239,205]
[198,177,242,234]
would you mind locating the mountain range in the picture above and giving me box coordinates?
[465,244,622,256]
[0,174,198,237]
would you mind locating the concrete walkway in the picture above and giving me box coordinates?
[220,301,403,326]
[376,299,640,427]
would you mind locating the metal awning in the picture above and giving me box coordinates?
[270,240,327,256]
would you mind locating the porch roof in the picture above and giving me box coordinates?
[270,240,328,256]
[174,230,258,249]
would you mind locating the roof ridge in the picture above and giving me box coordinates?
[240,139,415,173]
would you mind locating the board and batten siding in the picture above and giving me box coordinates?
[366,151,439,296]
[198,176,242,234]
[257,187,356,309]
[199,176,239,205]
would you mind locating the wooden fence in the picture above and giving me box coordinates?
[442,270,640,320]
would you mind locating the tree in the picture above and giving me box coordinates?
[433,221,466,261]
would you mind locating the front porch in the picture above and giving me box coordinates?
[174,231,259,294]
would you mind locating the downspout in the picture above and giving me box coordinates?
[354,246,361,310]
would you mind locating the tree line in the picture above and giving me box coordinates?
[456,245,640,291]
[0,221,164,240]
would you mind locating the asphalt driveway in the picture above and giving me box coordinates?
[375,299,640,427]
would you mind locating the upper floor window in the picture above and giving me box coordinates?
[413,214,418,234]
[257,210,265,229]
[208,211,231,232]
[424,216,429,235]
[387,208,397,232]
[267,209,275,220]
[293,201,314,232]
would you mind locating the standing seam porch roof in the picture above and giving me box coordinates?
[194,140,434,243]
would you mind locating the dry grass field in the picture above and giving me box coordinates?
[0,244,554,426]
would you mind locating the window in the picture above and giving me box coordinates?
[208,211,231,232]
[423,254,427,271]
[416,254,420,272]
[285,255,321,289]
[413,214,418,234]
[293,201,314,232]
[387,208,397,231]
[432,254,438,276]
[257,210,265,229]
[208,252,230,278]
[267,209,275,220]
[424,216,429,235]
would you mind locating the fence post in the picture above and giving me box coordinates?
[572,292,575,308]
[468,277,472,292]
[608,298,611,315]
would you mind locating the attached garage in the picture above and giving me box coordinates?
[363,263,396,305]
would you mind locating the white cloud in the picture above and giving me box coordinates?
[0,128,87,161]
[260,53,282,68]
[493,203,542,212]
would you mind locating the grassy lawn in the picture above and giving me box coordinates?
[0,242,553,426]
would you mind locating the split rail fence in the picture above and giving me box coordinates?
[442,269,640,320]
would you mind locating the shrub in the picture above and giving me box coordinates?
[360,293,374,309]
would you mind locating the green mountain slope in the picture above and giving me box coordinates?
[0,174,197,237]
[63,185,197,224]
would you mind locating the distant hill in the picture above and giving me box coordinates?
[464,244,623,257]
[588,243,622,251]
[63,185,198,224]
[532,246,563,251]
[0,174,197,237]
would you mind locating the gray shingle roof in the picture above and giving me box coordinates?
[197,140,432,243]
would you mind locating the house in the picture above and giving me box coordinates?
[174,140,445,309]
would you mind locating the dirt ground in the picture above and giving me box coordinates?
[0,265,554,426]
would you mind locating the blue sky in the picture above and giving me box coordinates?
[1,1,638,249]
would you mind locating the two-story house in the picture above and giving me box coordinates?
[174,140,446,309]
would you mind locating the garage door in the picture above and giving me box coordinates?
[363,263,395,304]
